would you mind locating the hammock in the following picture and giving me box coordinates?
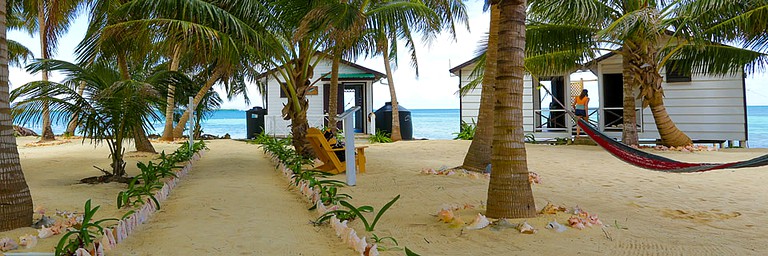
[576,119,768,172]
[538,85,768,172]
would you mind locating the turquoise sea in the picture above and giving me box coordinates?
[15,106,768,148]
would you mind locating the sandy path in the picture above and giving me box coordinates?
[110,140,343,255]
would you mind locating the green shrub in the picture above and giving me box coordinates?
[369,129,393,143]
[453,120,476,140]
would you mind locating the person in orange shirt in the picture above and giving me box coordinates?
[572,89,590,137]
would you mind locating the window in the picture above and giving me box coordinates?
[665,60,691,83]
[279,83,287,98]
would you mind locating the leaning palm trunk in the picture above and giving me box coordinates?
[486,0,536,219]
[173,68,225,138]
[380,39,402,141]
[462,5,499,172]
[133,125,156,153]
[1,2,33,229]
[65,81,87,136]
[620,47,640,146]
[628,43,692,147]
[648,92,692,146]
[328,55,341,134]
[161,45,182,141]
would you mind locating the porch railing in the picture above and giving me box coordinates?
[534,108,642,133]
[602,107,643,131]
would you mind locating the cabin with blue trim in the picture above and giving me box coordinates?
[256,55,386,137]
[449,52,748,146]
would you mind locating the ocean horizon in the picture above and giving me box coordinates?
[15,106,768,148]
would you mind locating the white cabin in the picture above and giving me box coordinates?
[258,56,385,137]
[450,53,748,145]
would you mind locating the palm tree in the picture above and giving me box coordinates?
[99,0,268,142]
[11,59,186,183]
[12,0,84,141]
[0,0,34,231]
[461,4,499,173]
[527,0,768,147]
[367,0,465,141]
[485,0,536,219]
[460,1,593,172]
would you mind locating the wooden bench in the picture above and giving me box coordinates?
[307,128,367,174]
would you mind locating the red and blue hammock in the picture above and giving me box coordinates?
[576,119,768,172]
[539,84,767,172]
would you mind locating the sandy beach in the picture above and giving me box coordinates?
[2,137,768,255]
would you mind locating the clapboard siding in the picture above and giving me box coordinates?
[457,63,538,132]
[265,57,379,136]
[598,53,747,141]
[453,50,747,142]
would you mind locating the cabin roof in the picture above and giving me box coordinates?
[449,55,482,75]
[256,53,385,80]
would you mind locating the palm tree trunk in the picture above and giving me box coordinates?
[133,125,156,153]
[462,5,499,172]
[486,0,536,219]
[37,2,54,141]
[648,91,692,146]
[380,39,402,141]
[161,45,182,141]
[328,54,340,134]
[173,68,225,138]
[65,81,86,136]
[0,2,34,230]
[621,47,639,146]
[626,42,692,147]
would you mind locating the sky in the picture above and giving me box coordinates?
[7,0,768,110]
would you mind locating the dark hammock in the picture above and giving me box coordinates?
[538,85,768,172]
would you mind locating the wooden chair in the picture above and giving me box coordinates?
[306,128,367,174]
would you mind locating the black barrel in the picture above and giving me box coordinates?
[246,107,267,139]
[374,102,413,140]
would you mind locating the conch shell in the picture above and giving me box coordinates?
[34,206,46,215]
[545,221,567,232]
[517,221,536,234]
[465,213,490,230]
[528,172,542,184]
[37,225,55,238]
[540,202,566,214]
[74,247,92,256]
[19,234,38,249]
[568,216,586,230]
[0,237,19,252]
[437,209,454,223]
[588,214,603,226]
[364,243,380,256]
[32,215,56,229]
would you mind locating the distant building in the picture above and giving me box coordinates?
[450,52,747,146]
[257,55,385,136]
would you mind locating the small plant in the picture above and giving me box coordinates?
[116,176,163,210]
[369,129,393,143]
[524,133,536,143]
[55,200,118,256]
[315,206,361,224]
[340,194,401,231]
[370,233,400,251]
[453,120,476,140]
[405,247,421,256]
